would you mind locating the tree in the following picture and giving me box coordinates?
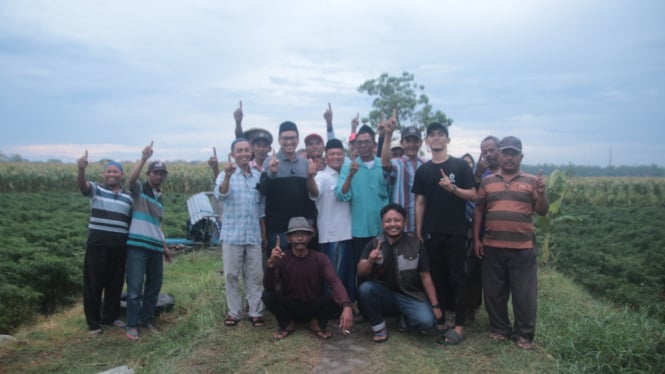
[357,71,452,133]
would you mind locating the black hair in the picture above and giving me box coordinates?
[481,135,500,146]
[231,137,250,152]
[357,125,376,141]
[462,153,475,168]
[426,122,449,137]
[380,202,407,219]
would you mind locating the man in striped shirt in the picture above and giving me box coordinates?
[77,151,132,334]
[473,136,549,350]
[125,142,173,340]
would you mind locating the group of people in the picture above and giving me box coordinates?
[78,141,171,341]
[207,102,549,349]
[78,102,549,350]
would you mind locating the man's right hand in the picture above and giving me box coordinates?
[267,236,285,268]
[224,153,236,175]
[141,141,154,161]
[233,100,243,124]
[77,150,89,169]
[269,149,279,174]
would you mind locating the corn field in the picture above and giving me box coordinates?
[0,161,220,193]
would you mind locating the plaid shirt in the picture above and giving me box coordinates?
[214,168,265,246]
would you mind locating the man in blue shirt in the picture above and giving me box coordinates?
[214,138,266,327]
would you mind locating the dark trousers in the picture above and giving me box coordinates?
[481,245,538,342]
[83,237,127,330]
[262,290,341,330]
[424,233,467,326]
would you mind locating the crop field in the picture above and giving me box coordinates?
[1,162,664,333]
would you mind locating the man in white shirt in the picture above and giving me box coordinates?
[307,139,355,301]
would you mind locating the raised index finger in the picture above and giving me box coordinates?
[328,102,332,111]
[440,169,447,177]
[537,169,543,178]
[239,100,242,110]
[213,147,217,158]
[84,150,88,159]
[275,235,280,249]
[228,153,233,163]
[149,140,154,148]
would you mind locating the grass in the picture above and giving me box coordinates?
[2,249,663,373]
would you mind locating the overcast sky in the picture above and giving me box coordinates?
[1,0,664,166]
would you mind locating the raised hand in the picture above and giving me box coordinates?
[384,109,397,135]
[267,236,285,268]
[141,141,154,161]
[348,159,359,177]
[225,153,236,175]
[351,113,359,133]
[233,100,243,124]
[377,112,386,136]
[77,150,89,169]
[439,169,452,190]
[269,149,279,174]
[324,102,333,125]
[308,158,318,177]
[368,237,383,264]
[208,147,219,170]
[535,169,546,194]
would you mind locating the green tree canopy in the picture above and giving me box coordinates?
[357,71,452,133]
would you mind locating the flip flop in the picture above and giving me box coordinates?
[250,317,265,327]
[438,328,465,346]
[224,315,240,327]
[125,327,139,341]
[308,320,332,340]
[488,332,508,342]
[516,337,535,350]
[273,323,296,340]
[372,327,389,343]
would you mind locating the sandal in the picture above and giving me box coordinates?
[250,317,265,327]
[113,320,126,328]
[516,337,535,350]
[88,328,102,335]
[125,327,139,341]
[224,315,240,327]
[438,328,465,346]
[372,327,389,343]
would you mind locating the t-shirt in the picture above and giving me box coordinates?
[263,250,351,307]
[412,157,474,236]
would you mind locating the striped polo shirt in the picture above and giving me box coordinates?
[85,182,132,236]
[127,181,165,252]
[476,172,539,249]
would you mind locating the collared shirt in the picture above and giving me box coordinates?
[476,171,539,249]
[389,156,425,232]
[335,156,389,238]
[214,167,264,246]
[310,165,352,243]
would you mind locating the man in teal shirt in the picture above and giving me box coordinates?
[336,125,390,286]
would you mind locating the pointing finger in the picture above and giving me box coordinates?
[380,112,385,123]
[149,140,154,148]
[213,147,217,158]
[228,153,233,163]
[328,102,332,111]
[275,235,280,248]
[538,169,543,178]
[440,169,448,177]
[84,150,88,159]
[239,100,242,110]
[356,112,359,120]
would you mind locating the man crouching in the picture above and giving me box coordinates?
[262,217,354,340]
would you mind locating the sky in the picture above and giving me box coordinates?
[1,0,664,166]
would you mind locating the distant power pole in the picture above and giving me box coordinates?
[609,147,613,167]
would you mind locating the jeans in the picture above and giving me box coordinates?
[320,240,355,302]
[126,247,164,328]
[358,280,436,333]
